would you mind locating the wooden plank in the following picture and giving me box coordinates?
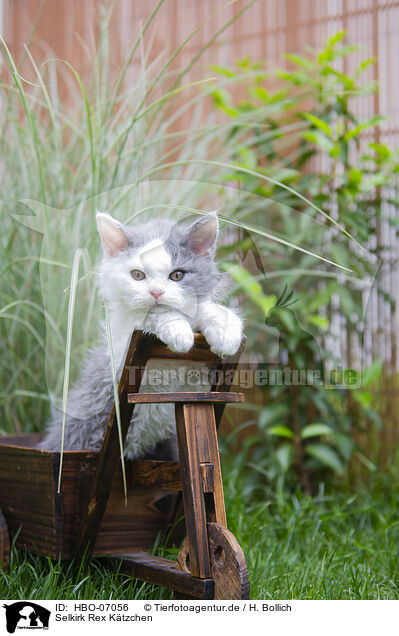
[0,441,58,556]
[194,404,227,526]
[211,338,246,427]
[128,392,244,404]
[207,523,250,600]
[75,456,178,557]
[52,454,65,556]
[0,433,45,447]
[167,337,246,546]
[93,488,178,556]
[107,552,214,599]
[150,347,220,363]
[75,331,154,559]
[0,433,183,559]
[150,333,220,363]
[176,522,250,599]
[0,509,9,568]
[175,403,211,579]
[0,440,96,559]
[129,460,181,489]
[0,505,56,527]
[200,463,214,493]
[127,459,213,493]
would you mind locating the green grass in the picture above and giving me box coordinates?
[2,467,399,600]
[230,486,399,599]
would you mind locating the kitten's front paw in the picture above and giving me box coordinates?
[207,329,243,357]
[168,331,195,353]
[158,322,194,353]
[203,311,243,357]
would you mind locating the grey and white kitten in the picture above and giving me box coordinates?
[40,212,243,459]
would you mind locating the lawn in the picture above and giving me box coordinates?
[1,464,398,600]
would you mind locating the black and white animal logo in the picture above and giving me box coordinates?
[3,602,50,633]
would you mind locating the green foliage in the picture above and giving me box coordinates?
[212,32,393,490]
[222,262,277,316]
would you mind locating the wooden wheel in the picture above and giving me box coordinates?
[0,508,10,569]
[177,522,250,600]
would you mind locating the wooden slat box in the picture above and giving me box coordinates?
[0,433,177,559]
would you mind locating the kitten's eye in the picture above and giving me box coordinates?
[169,270,185,282]
[131,269,146,281]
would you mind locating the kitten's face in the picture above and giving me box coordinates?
[106,238,193,314]
[97,213,220,319]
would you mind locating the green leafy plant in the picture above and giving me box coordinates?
[212,32,393,491]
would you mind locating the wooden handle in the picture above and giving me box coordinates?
[127,392,244,404]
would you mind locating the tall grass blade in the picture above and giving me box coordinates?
[0,36,47,202]
[109,0,243,188]
[57,248,89,494]
[105,0,165,122]
[53,59,96,196]
[24,45,61,153]
[104,303,128,506]
[122,195,352,272]
[170,0,258,93]
[143,159,360,248]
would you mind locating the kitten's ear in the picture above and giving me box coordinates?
[184,212,219,257]
[96,211,128,257]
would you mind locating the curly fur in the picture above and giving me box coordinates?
[40,212,243,459]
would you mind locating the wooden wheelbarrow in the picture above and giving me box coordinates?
[0,330,249,599]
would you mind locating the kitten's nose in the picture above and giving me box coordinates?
[150,289,164,300]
